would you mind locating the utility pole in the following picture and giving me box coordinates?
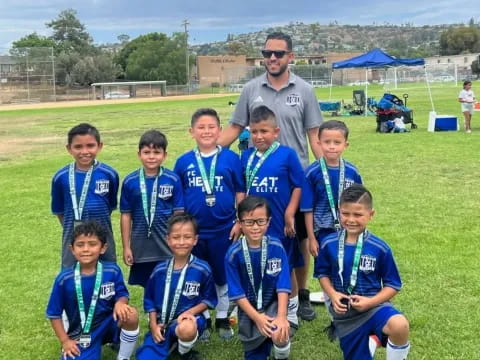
[182,19,190,94]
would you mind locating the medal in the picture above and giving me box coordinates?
[193,147,219,207]
[139,167,163,239]
[69,161,96,223]
[245,141,279,194]
[319,157,345,231]
[78,334,91,348]
[205,194,216,207]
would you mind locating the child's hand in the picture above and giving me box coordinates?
[254,313,275,338]
[272,316,290,343]
[349,295,374,312]
[284,213,296,238]
[331,292,350,314]
[151,323,166,343]
[229,221,242,241]
[177,311,196,324]
[61,338,80,359]
[113,302,135,323]
[308,237,319,257]
[123,247,133,266]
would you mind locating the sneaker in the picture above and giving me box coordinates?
[215,318,234,339]
[466,129,472,133]
[198,318,212,341]
[297,289,317,321]
[179,349,203,360]
[323,321,336,342]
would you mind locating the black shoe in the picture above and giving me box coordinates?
[179,349,203,360]
[297,289,317,321]
[323,321,336,342]
[198,318,212,341]
[215,317,234,339]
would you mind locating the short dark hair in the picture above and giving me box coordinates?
[318,120,349,140]
[339,184,373,209]
[139,130,168,151]
[71,220,108,245]
[191,108,220,127]
[463,80,472,88]
[68,123,101,145]
[265,32,292,51]
[167,213,198,235]
[250,105,277,126]
[237,196,271,220]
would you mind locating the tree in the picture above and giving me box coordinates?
[10,33,55,54]
[440,26,480,55]
[71,53,122,86]
[117,34,130,44]
[226,41,248,55]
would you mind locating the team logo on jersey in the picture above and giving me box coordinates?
[253,95,264,103]
[158,184,173,200]
[285,94,300,106]
[266,258,282,276]
[359,255,376,273]
[345,179,355,188]
[94,180,110,195]
[99,282,116,300]
[187,163,195,170]
[182,281,200,298]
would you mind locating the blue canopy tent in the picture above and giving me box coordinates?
[329,49,433,115]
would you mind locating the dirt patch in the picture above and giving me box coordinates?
[0,136,62,158]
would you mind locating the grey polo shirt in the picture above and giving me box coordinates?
[230,72,323,168]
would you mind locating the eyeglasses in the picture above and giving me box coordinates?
[261,50,290,59]
[240,218,269,226]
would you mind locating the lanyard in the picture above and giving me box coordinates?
[319,157,345,229]
[69,161,96,221]
[74,261,103,335]
[338,230,365,295]
[241,236,268,311]
[161,255,194,325]
[193,147,220,195]
[245,141,279,194]
[139,167,163,236]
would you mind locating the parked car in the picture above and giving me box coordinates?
[348,80,370,86]
[309,80,329,88]
[104,91,130,99]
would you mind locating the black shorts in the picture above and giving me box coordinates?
[295,210,307,241]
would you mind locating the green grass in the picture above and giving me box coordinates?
[1,81,479,359]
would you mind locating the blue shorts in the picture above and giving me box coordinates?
[245,338,273,360]
[280,235,305,271]
[194,226,233,285]
[59,314,119,360]
[136,315,206,360]
[339,305,401,360]
[313,228,337,278]
[128,261,161,288]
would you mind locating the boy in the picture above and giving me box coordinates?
[174,108,245,339]
[46,221,139,360]
[136,213,217,360]
[225,196,291,360]
[316,185,410,360]
[240,105,304,333]
[301,120,362,263]
[120,129,184,288]
[51,123,119,268]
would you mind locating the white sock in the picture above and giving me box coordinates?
[287,296,299,325]
[369,335,381,357]
[215,284,229,319]
[203,309,211,320]
[178,332,198,354]
[117,327,139,360]
[273,341,291,359]
[386,339,410,360]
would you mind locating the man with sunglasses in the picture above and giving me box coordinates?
[219,32,323,324]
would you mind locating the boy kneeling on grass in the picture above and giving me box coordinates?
[316,184,410,360]
[46,220,139,360]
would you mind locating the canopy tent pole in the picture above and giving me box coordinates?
[394,67,398,89]
[424,65,435,112]
[364,68,368,117]
[329,69,333,101]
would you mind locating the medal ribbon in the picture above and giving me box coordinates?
[241,236,268,310]
[337,230,365,294]
[74,261,103,335]
[245,141,280,194]
[193,147,220,195]
[161,254,194,325]
[318,157,345,229]
[69,161,96,221]
[139,167,163,235]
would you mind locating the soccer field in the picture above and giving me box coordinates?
[0,82,479,359]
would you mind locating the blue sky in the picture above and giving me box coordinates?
[0,0,477,49]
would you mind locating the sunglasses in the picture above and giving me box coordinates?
[261,50,290,59]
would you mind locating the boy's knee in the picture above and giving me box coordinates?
[384,314,409,338]
[271,330,288,347]
[121,307,139,330]
[176,318,198,341]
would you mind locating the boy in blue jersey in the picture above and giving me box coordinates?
[240,105,304,333]
[120,130,184,288]
[174,108,245,339]
[46,221,139,360]
[136,213,218,360]
[316,185,410,360]
[51,123,119,268]
[225,196,291,360]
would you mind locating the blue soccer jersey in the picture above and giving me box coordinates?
[301,160,362,231]
[173,147,245,232]
[46,262,129,339]
[316,231,402,297]
[225,236,291,310]
[144,256,218,322]
[51,162,119,268]
[120,168,184,263]
[241,145,304,240]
